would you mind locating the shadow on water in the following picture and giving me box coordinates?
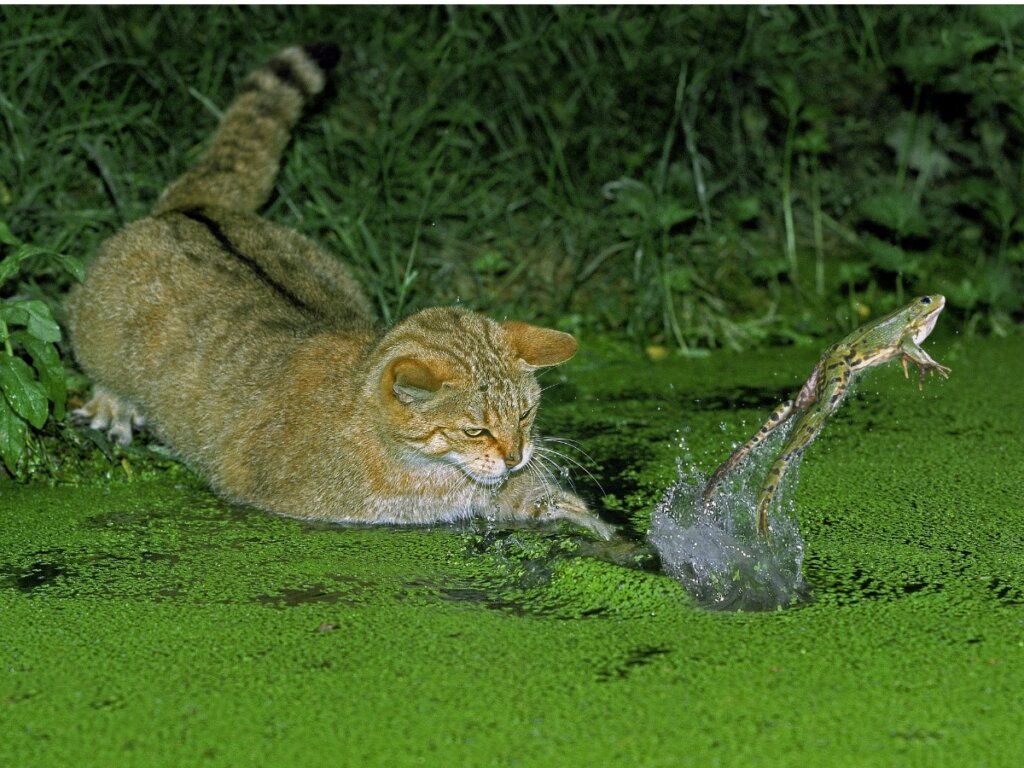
[5,557,72,592]
[415,524,662,620]
[254,576,373,608]
[594,645,672,682]
[0,546,183,597]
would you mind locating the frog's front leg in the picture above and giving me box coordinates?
[702,398,797,508]
[899,338,951,389]
[755,363,850,536]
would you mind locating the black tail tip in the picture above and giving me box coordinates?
[304,42,341,72]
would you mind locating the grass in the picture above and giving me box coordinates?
[3,7,1022,326]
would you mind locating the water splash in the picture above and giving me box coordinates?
[649,435,810,611]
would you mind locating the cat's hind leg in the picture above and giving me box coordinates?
[73,386,147,446]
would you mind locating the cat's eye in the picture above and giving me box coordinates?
[519,406,536,422]
[463,428,491,438]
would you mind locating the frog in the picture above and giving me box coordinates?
[702,294,951,537]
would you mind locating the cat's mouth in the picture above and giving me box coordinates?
[453,462,519,488]
[446,448,533,488]
[463,468,509,488]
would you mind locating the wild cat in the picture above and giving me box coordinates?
[66,44,613,539]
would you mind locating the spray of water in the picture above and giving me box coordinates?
[648,428,810,611]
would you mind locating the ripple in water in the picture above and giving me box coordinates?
[649,440,810,611]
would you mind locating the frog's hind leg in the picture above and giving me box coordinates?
[73,385,147,446]
[702,399,796,508]
[756,359,853,536]
[755,401,835,536]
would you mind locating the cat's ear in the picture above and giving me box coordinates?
[501,321,577,368]
[385,357,450,404]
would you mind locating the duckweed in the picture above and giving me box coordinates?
[2,333,1022,766]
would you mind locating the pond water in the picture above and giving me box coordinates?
[2,332,1023,767]
[649,452,810,612]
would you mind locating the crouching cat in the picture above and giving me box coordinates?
[66,44,613,539]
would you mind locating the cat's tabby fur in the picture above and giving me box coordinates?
[66,44,612,538]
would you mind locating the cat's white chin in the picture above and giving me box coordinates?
[465,470,508,488]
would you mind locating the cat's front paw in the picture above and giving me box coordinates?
[73,386,146,446]
[525,491,616,540]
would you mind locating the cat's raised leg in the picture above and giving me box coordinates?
[528,490,616,540]
[73,386,147,446]
[499,473,615,539]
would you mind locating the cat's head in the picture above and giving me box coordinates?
[372,308,576,485]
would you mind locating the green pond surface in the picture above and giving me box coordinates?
[3,332,1023,767]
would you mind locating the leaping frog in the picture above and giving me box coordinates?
[702,295,951,537]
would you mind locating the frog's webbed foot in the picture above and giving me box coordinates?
[901,355,951,390]
[73,386,147,446]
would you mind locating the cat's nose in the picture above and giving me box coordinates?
[503,448,522,468]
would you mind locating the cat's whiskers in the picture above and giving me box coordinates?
[528,450,561,487]
[537,381,564,396]
[540,436,600,466]
[534,443,605,496]
[443,474,472,507]
[524,452,559,495]
[533,453,576,496]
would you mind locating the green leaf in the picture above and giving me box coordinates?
[666,266,696,292]
[0,243,83,287]
[0,300,61,343]
[655,201,697,231]
[0,245,55,286]
[13,332,67,421]
[771,74,803,119]
[0,220,19,247]
[793,127,830,155]
[837,261,871,285]
[0,394,28,474]
[945,278,980,310]
[857,190,930,238]
[730,196,761,224]
[54,253,86,282]
[862,236,922,277]
[0,253,24,287]
[25,302,62,343]
[471,251,511,274]
[0,355,49,428]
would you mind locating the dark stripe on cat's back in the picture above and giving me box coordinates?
[171,208,313,313]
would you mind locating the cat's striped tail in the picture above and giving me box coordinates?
[154,44,340,215]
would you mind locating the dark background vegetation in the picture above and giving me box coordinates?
[1,5,1023,473]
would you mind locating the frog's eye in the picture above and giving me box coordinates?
[920,296,932,305]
